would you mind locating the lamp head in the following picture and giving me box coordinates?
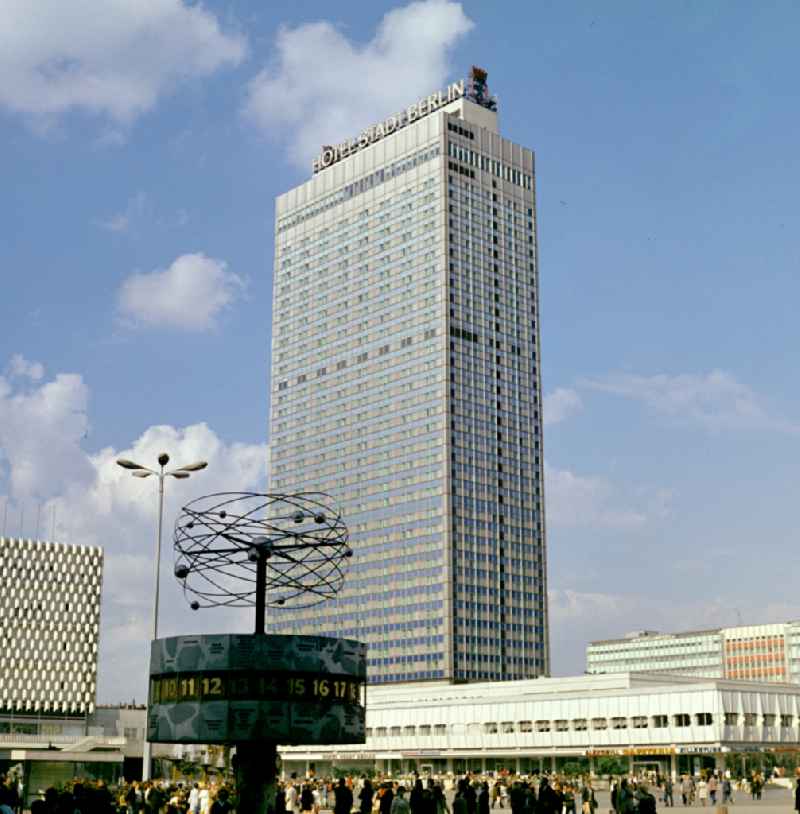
[116,459,143,470]
[158,453,170,467]
[178,461,208,472]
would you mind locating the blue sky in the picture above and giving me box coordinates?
[1,0,799,701]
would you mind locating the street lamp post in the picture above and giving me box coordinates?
[116,452,208,780]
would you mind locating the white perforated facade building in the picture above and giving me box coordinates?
[0,537,102,716]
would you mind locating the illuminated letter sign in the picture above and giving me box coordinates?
[312,79,464,174]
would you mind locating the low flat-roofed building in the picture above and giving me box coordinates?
[280,672,800,779]
[587,622,800,683]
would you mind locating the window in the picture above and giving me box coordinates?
[743,713,757,727]
[434,724,447,736]
[632,716,648,729]
[763,714,776,727]
[123,727,139,739]
[403,726,416,736]
[390,726,401,737]
[483,722,498,734]
[724,712,739,726]
[572,719,587,731]
[365,728,373,738]
[674,714,690,728]
[780,715,793,728]
[375,727,387,737]
[501,721,515,733]
[652,715,668,729]
[592,718,607,730]
[535,720,551,732]
[555,720,569,732]
[611,717,627,730]
[518,720,532,733]
[418,725,431,736]
[696,713,713,726]
[467,723,481,735]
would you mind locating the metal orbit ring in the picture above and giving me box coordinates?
[173,492,351,611]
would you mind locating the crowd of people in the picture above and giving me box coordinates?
[3,766,790,814]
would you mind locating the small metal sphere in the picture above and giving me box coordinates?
[174,492,350,611]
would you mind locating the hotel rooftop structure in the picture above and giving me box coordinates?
[268,69,547,684]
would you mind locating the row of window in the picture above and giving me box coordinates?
[276,144,441,233]
[365,712,796,738]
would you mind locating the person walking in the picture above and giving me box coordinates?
[335,778,354,814]
[696,779,707,808]
[393,788,412,814]
[794,778,800,814]
[380,784,395,814]
[636,784,657,814]
[411,780,425,814]
[663,777,673,808]
[721,778,732,805]
[433,784,449,814]
[360,779,375,814]
[580,780,597,814]
[680,776,693,807]
[479,784,491,814]
[617,780,635,814]
[707,776,717,807]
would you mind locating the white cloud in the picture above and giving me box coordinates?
[0,0,246,125]
[118,252,245,331]
[243,0,473,167]
[95,191,146,233]
[545,461,672,530]
[8,353,44,381]
[581,370,800,434]
[0,359,268,702]
[543,387,582,426]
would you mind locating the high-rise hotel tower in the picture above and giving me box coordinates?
[269,70,548,684]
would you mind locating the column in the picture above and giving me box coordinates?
[670,753,677,783]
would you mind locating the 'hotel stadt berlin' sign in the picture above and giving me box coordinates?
[312,79,465,174]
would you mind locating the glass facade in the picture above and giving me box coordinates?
[269,96,548,684]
